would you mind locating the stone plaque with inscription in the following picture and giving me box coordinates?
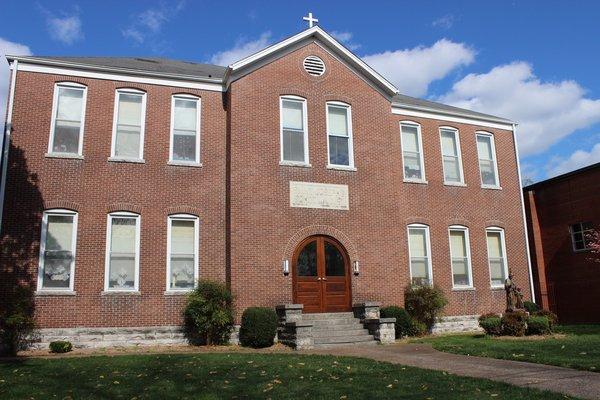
[289,181,349,210]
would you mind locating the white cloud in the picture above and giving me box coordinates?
[546,143,600,177]
[331,31,360,51]
[438,62,600,156]
[0,38,32,124]
[46,13,83,45]
[122,1,186,46]
[362,39,475,97]
[209,32,272,66]
[432,14,455,29]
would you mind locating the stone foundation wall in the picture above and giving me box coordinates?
[432,315,482,335]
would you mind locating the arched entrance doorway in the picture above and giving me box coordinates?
[292,235,352,313]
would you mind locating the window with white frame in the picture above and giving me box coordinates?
[407,224,432,285]
[280,96,308,164]
[486,228,508,287]
[48,83,86,155]
[449,226,472,287]
[167,215,199,290]
[112,89,146,160]
[170,95,200,164]
[476,133,499,187]
[327,102,353,167]
[38,209,78,291]
[401,122,425,181]
[440,127,464,184]
[105,212,140,291]
[570,222,595,251]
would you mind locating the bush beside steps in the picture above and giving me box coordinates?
[239,307,278,348]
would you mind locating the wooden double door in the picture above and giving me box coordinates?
[292,235,352,313]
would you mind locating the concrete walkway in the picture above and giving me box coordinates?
[306,343,600,400]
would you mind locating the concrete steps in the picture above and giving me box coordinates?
[304,312,376,347]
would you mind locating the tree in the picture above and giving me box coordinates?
[587,229,600,263]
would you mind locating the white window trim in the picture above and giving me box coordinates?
[407,223,433,285]
[439,126,465,185]
[166,214,200,292]
[104,212,141,292]
[400,121,427,183]
[279,95,309,166]
[110,88,147,162]
[486,226,509,288]
[476,132,501,189]
[169,94,201,165]
[326,101,355,169]
[47,82,87,157]
[448,225,473,289]
[37,209,78,293]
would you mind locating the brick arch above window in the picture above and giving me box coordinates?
[447,218,471,227]
[166,205,202,217]
[114,86,147,93]
[106,203,142,214]
[485,220,506,229]
[282,225,358,262]
[43,200,81,212]
[404,217,432,226]
[323,94,353,105]
[171,92,200,99]
[54,80,87,88]
[279,89,310,99]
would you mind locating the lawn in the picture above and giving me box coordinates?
[416,325,600,372]
[0,352,573,399]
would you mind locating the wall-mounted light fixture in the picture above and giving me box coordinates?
[353,260,360,275]
[282,259,289,276]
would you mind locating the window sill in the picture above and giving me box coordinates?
[481,185,502,190]
[327,164,357,172]
[452,287,475,292]
[279,161,312,168]
[403,179,428,185]
[164,290,193,295]
[35,290,76,296]
[490,286,504,290]
[167,161,202,168]
[101,290,141,296]
[444,182,467,187]
[108,157,145,164]
[45,153,84,160]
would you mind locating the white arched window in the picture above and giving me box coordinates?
[326,101,354,169]
[486,226,508,287]
[166,214,199,291]
[170,94,201,165]
[448,225,473,288]
[279,95,309,165]
[104,212,141,291]
[476,132,500,188]
[400,121,426,182]
[48,82,87,157]
[407,223,432,285]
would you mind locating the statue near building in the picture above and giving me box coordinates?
[504,272,525,312]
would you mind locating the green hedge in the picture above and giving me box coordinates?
[501,311,528,337]
[478,313,502,336]
[239,307,278,348]
[381,306,426,338]
[523,301,540,313]
[49,341,72,353]
[527,315,551,335]
[183,280,234,345]
[404,285,448,330]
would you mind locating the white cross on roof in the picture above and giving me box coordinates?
[303,12,319,28]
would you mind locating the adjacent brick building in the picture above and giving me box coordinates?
[524,163,600,323]
[1,26,533,345]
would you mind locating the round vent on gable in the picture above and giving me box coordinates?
[303,56,326,76]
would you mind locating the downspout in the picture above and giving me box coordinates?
[512,123,536,303]
[0,59,18,232]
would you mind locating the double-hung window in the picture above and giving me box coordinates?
[170,95,200,164]
[401,122,425,181]
[449,226,472,288]
[476,133,500,188]
[326,102,354,168]
[280,96,308,165]
[407,224,432,285]
[570,222,594,251]
[167,214,199,291]
[48,83,86,156]
[105,212,140,291]
[440,127,464,184]
[486,227,508,287]
[38,209,78,291]
[111,89,146,160]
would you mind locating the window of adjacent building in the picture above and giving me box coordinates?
[476,133,500,187]
[570,222,594,251]
[449,226,472,288]
[440,127,464,184]
[167,214,199,291]
[111,89,146,160]
[48,83,86,155]
[401,122,425,181]
[486,227,508,287]
[170,95,200,164]
[407,224,432,285]
[326,102,354,168]
[38,209,78,291]
[280,96,308,164]
[105,212,140,291]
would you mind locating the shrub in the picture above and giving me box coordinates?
[381,306,422,338]
[239,307,278,348]
[501,310,528,337]
[410,320,428,337]
[534,309,558,328]
[527,316,550,335]
[478,313,502,336]
[523,301,540,313]
[49,340,72,353]
[0,285,36,356]
[404,285,448,330]
[183,280,234,345]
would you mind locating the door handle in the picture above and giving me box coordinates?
[317,277,322,281]
[322,278,328,281]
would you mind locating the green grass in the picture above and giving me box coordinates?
[416,325,600,372]
[0,352,573,399]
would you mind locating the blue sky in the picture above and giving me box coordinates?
[2,0,600,183]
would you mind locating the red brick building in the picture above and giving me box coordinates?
[524,163,600,323]
[1,26,533,345]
